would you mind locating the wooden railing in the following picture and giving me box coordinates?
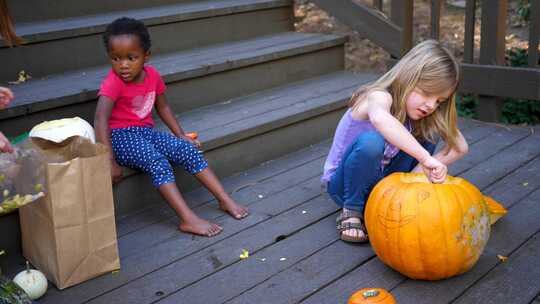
[309,0,540,122]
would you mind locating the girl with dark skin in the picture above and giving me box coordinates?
[95,18,248,237]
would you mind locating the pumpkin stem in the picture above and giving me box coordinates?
[25,260,30,273]
[362,289,380,298]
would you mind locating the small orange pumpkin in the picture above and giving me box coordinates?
[365,173,500,280]
[185,132,198,140]
[348,288,396,304]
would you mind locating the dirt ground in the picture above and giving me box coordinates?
[294,0,531,73]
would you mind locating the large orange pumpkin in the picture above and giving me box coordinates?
[348,288,396,304]
[365,173,495,280]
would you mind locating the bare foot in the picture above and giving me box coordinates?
[179,217,223,237]
[219,199,249,220]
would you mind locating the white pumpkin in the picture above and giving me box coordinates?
[29,117,95,143]
[13,262,48,300]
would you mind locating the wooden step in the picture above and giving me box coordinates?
[1,0,293,81]
[0,71,376,258]
[23,141,335,304]
[8,0,207,23]
[1,32,346,137]
[115,71,377,216]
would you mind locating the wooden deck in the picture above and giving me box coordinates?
[10,118,540,304]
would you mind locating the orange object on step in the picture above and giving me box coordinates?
[185,132,198,140]
[348,288,396,304]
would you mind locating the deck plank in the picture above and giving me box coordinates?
[88,191,337,304]
[39,173,327,303]
[381,135,540,303]
[158,122,536,304]
[449,125,530,175]
[459,120,504,144]
[300,125,540,304]
[154,214,340,304]
[458,128,540,189]
[27,119,540,304]
[218,122,517,304]
[299,258,404,304]
[116,158,325,259]
[453,231,540,304]
[115,140,330,236]
[225,239,374,304]
[389,187,540,304]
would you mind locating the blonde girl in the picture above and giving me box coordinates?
[322,40,469,243]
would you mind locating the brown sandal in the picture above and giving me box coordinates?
[336,209,368,243]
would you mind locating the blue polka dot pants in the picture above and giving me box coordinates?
[111,126,208,187]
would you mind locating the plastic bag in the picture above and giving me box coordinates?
[0,139,46,216]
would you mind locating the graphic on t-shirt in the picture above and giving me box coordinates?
[132,91,156,118]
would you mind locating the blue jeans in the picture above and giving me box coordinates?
[327,131,436,217]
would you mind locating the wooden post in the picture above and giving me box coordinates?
[391,0,413,56]
[529,0,539,67]
[463,0,477,63]
[373,0,383,11]
[477,0,507,122]
[430,0,442,40]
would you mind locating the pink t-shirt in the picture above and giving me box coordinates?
[98,65,166,129]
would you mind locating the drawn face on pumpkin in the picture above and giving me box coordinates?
[365,173,492,280]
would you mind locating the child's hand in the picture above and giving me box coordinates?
[421,156,447,183]
[0,87,14,109]
[180,135,201,149]
[111,160,123,184]
[0,131,14,153]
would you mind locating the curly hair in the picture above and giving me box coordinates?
[103,17,151,52]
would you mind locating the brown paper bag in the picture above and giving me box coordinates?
[18,136,120,289]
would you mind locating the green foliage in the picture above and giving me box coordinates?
[506,48,528,67]
[456,94,478,119]
[456,47,539,125]
[502,47,540,125]
[501,98,540,124]
[517,0,531,23]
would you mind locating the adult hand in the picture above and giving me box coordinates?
[0,87,14,109]
[421,155,447,183]
[0,131,14,153]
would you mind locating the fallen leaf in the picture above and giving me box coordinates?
[258,194,264,199]
[111,270,120,275]
[497,254,508,262]
[279,257,287,261]
[522,182,529,187]
[8,70,31,85]
[301,210,307,214]
[240,249,249,259]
